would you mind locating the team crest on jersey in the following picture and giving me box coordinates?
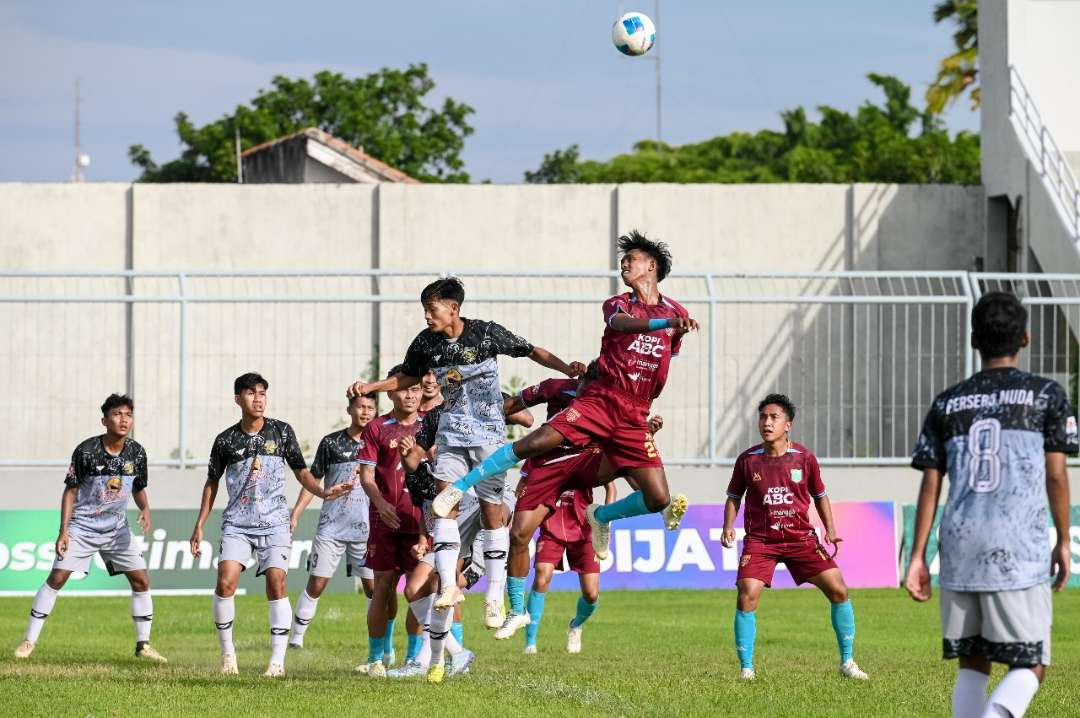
[741,553,751,567]
[389,438,398,449]
[264,441,277,455]
[790,469,803,483]
[564,408,581,423]
[122,461,134,475]
[106,477,123,493]
[462,348,477,363]
[752,472,762,482]
[445,368,463,384]
[66,463,76,479]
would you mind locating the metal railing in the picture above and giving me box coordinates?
[1009,65,1080,240]
[0,269,1039,469]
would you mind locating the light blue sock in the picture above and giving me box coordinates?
[593,490,650,524]
[831,600,855,663]
[367,635,385,663]
[734,610,756,669]
[569,595,597,628]
[451,444,521,493]
[384,617,396,653]
[507,575,527,615]
[450,621,463,646]
[406,632,423,662]
[525,591,547,646]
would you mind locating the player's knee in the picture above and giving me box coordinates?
[509,524,533,548]
[216,577,238,597]
[644,491,669,513]
[830,586,849,603]
[46,570,70,591]
[736,592,759,612]
[127,572,150,593]
[307,578,327,598]
[582,587,600,603]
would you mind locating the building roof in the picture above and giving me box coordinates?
[241,127,420,184]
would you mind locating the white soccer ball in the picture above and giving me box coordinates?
[612,11,656,56]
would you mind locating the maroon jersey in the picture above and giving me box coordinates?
[540,487,591,544]
[597,292,688,403]
[520,378,579,421]
[357,412,423,533]
[726,442,827,543]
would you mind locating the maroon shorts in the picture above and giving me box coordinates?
[737,538,837,587]
[546,386,661,472]
[534,530,600,574]
[367,522,420,573]
[518,446,604,513]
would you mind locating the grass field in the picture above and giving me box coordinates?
[1,588,1076,717]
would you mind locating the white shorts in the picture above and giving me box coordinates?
[433,443,508,505]
[219,530,291,577]
[54,529,146,576]
[307,535,368,579]
[941,583,1052,667]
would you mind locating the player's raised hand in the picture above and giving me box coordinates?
[55,531,69,560]
[137,507,152,534]
[322,482,353,502]
[346,380,370,399]
[648,415,664,433]
[904,556,932,602]
[720,527,737,548]
[1052,540,1071,592]
[567,361,588,378]
[825,531,842,558]
[671,316,699,332]
[189,526,203,557]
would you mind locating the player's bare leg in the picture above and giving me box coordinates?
[214,560,243,674]
[587,465,687,560]
[807,569,867,679]
[734,578,765,679]
[496,505,551,640]
[566,572,600,654]
[263,567,290,677]
[15,568,71,659]
[124,568,165,663]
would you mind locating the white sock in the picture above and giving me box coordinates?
[131,591,153,644]
[409,595,435,665]
[444,625,463,656]
[290,590,319,645]
[953,668,990,718]
[433,519,461,594]
[417,632,432,666]
[268,597,291,666]
[982,668,1040,718]
[428,606,456,666]
[213,593,236,655]
[25,583,59,644]
[482,527,509,604]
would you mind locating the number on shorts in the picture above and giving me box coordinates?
[967,418,1001,493]
[644,440,658,459]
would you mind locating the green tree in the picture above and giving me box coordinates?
[526,74,979,185]
[926,0,979,114]
[129,65,474,183]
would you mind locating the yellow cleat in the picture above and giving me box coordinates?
[662,494,688,530]
[368,661,387,678]
[427,662,445,684]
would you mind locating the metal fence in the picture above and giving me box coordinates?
[3,270,1073,469]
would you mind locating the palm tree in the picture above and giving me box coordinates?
[926,0,979,114]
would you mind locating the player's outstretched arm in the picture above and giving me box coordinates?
[904,468,943,602]
[1046,451,1072,592]
[609,314,699,334]
[503,394,528,415]
[132,488,152,534]
[346,372,420,399]
[189,478,219,557]
[56,485,77,559]
[527,346,586,378]
[813,495,841,557]
[295,468,349,502]
[720,497,739,548]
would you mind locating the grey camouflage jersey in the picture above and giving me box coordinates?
[65,436,148,536]
[208,418,306,536]
[309,429,370,542]
[912,367,1078,591]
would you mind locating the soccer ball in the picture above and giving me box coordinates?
[612,11,656,56]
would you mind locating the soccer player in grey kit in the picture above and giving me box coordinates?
[907,292,1075,718]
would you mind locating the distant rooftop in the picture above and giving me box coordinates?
[240,128,420,184]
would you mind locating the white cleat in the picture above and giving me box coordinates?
[484,599,506,629]
[740,667,756,680]
[135,643,168,663]
[263,662,285,678]
[523,644,538,655]
[566,620,582,654]
[368,661,387,678]
[220,653,239,675]
[13,640,34,659]
[353,661,370,674]
[493,612,531,640]
[585,504,611,561]
[388,660,428,678]
[432,486,464,518]
[434,585,465,611]
[839,660,869,680]
[448,648,475,676]
[662,494,689,530]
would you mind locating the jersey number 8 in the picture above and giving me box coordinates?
[967,418,1001,493]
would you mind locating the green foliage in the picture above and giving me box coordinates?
[526,75,979,185]
[926,0,979,114]
[130,65,474,183]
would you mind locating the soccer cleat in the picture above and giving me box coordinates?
[740,667,756,680]
[263,662,285,678]
[368,661,387,678]
[135,643,168,663]
[383,648,396,668]
[220,653,239,675]
[523,644,538,655]
[432,486,464,518]
[448,648,475,676]
[839,660,869,680]
[434,585,465,611]
[427,662,445,684]
[387,660,428,678]
[585,504,611,560]
[484,599,506,629]
[13,640,34,659]
[494,612,531,640]
[566,620,582,654]
[662,494,689,530]
[353,661,370,674]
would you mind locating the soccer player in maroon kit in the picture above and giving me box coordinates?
[721,394,868,681]
[356,366,425,678]
[433,230,697,637]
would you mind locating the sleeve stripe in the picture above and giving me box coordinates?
[812,491,827,499]
[726,492,742,500]
[355,459,377,467]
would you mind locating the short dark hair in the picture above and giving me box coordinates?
[758,393,796,421]
[348,392,377,408]
[618,230,673,281]
[234,372,269,395]
[387,364,407,379]
[972,291,1027,359]
[101,393,134,416]
[420,277,465,306]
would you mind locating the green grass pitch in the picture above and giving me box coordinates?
[1,588,1076,717]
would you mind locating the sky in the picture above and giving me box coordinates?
[0,1,979,184]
